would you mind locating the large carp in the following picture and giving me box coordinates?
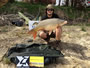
[28,18,67,39]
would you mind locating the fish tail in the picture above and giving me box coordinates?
[61,21,67,26]
[28,29,37,40]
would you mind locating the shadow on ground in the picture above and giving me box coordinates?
[47,41,89,65]
[61,42,90,60]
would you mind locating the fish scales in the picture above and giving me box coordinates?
[34,18,65,31]
[28,18,67,39]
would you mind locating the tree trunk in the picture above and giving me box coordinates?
[8,0,14,3]
[59,0,61,6]
[38,0,41,3]
[66,0,69,6]
[71,0,74,7]
[52,0,56,5]
[74,0,77,7]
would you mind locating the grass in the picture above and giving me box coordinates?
[3,57,11,64]
[0,26,9,32]
[55,6,90,20]
[81,26,86,32]
[0,2,46,15]
[0,2,90,25]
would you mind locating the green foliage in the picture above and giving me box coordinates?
[0,2,45,15]
[55,6,90,20]
[81,26,86,32]
[1,26,8,32]
[0,2,89,22]
[3,57,11,64]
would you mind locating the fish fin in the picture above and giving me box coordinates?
[28,30,33,35]
[61,21,67,26]
[28,30,37,40]
[33,31,37,40]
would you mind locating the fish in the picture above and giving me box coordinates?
[28,18,67,39]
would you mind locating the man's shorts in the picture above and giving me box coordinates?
[38,30,55,42]
[43,30,55,38]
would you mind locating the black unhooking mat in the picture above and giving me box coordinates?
[5,43,64,65]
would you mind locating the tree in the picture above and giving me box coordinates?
[74,0,78,7]
[71,0,74,7]
[8,0,15,3]
[65,0,69,6]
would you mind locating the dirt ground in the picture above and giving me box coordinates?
[0,25,90,68]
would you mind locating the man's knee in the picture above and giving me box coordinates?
[39,31,47,39]
[56,26,62,33]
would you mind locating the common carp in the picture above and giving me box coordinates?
[28,18,67,39]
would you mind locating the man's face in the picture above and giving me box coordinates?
[47,9,54,15]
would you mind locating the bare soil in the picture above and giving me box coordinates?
[0,25,90,68]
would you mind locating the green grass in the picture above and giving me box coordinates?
[3,57,11,64]
[55,6,90,20]
[0,2,89,23]
[0,2,46,15]
[81,26,86,31]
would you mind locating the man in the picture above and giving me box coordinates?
[39,4,64,45]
